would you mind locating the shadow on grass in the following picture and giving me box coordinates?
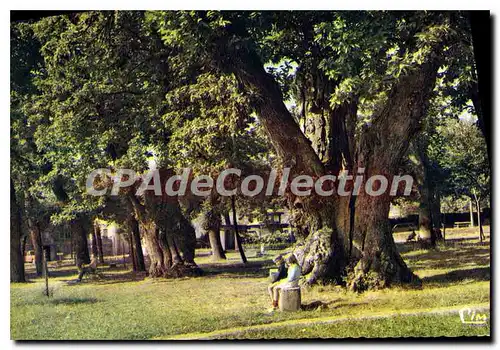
[397,236,490,271]
[21,296,99,306]
[69,270,148,286]
[396,236,489,253]
[200,260,273,279]
[404,247,490,270]
[50,297,99,305]
[422,267,490,284]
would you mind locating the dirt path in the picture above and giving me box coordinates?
[159,303,490,340]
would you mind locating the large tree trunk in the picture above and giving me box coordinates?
[29,221,44,276]
[128,215,146,272]
[430,192,442,231]
[142,221,169,277]
[207,227,226,260]
[215,18,443,289]
[160,198,202,276]
[164,228,183,265]
[95,224,105,264]
[170,204,197,264]
[203,205,226,261]
[220,33,344,277]
[128,188,201,278]
[414,139,437,247]
[418,204,434,243]
[469,11,491,161]
[222,212,235,250]
[128,231,137,271]
[348,56,441,291]
[71,217,90,269]
[10,179,25,283]
[21,235,28,261]
[350,191,415,291]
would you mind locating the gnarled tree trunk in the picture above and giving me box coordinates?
[348,58,440,291]
[10,179,25,283]
[142,221,169,277]
[212,17,445,290]
[128,187,201,278]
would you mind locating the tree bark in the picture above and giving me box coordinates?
[203,205,226,260]
[91,223,99,262]
[474,195,485,242]
[21,235,28,261]
[128,215,146,272]
[231,195,247,264]
[128,231,137,271]
[128,192,169,276]
[170,204,197,264]
[414,138,440,246]
[128,189,201,277]
[159,198,202,276]
[94,224,105,264]
[469,11,491,161]
[71,216,90,269]
[10,179,25,283]
[349,57,441,290]
[29,221,44,276]
[142,221,169,277]
[418,204,433,243]
[220,32,345,278]
[214,18,444,289]
[222,212,235,250]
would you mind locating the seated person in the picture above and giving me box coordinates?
[269,254,287,283]
[77,257,98,282]
[268,254,301,310]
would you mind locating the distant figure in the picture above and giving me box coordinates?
[433,227,443,240]
[406,230,417,242]
[268,254,301,311]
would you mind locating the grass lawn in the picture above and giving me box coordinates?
[11,227,490,340]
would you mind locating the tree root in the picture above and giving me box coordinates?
[347,250,421,292]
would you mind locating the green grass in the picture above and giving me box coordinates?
[213,314,490,339]
[11,229,490,340]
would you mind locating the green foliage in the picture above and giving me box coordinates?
[11,10,485,229]
[431,118,489,201]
